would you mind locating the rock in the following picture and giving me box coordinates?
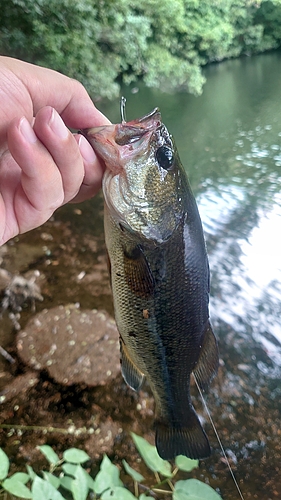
[16,304,120,386]
[0,372,39,407]
[84,418,121,459]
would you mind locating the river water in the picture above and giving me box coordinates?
[100,52,281,498]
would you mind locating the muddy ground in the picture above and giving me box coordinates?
[0,195,280,500]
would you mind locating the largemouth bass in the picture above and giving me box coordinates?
[83,107,219,460]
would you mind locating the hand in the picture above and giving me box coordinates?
[0,56,110,246]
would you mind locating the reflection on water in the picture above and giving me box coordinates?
[100,51,281,497]
[198,122,281,371]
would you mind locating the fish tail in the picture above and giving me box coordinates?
[155,409,211,460]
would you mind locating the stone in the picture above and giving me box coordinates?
[17,304,120,386]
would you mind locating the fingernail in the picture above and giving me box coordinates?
[78,135,97,163]
[19,117,37,144]
[49,108,69,139]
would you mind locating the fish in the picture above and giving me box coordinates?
[82,106,219,461]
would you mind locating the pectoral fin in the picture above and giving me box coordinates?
[123,245,155,298]
[120,339,145,392]
[193,321,219,391]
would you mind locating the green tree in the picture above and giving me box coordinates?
[0,0,281,100]
[254,0,281,50]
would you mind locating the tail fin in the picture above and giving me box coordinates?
[155,410,211,460]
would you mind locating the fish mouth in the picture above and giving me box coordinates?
[80,108,162,175]
[115,107,161,143]
[81,108,161,147]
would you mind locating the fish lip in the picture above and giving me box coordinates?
[128,107,160,125]
[80,108,162,148]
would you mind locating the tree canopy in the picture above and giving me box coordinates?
[1,0,281,100]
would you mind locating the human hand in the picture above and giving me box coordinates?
[0,56,110,246]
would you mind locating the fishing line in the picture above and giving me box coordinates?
[193,373,245,500]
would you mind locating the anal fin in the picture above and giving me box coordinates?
[193,321,219,391]
[120,339,145,392]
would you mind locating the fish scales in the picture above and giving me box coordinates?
[83,108,219,460]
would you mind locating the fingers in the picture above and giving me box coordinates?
[2,57,111,130]
[33,106,84,203]
[7,114,64,215]
[0,57,110,244]
[6,106,105,234]
[71,134,105,203]
[60,80,111,130]
[33,107,105,203]
[2,58,110,204]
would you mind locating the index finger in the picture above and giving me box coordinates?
[2,57,111,129]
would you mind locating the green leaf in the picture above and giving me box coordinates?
[63,448,90,464]
[175,455,199,472]
[42,471,61,489]
[173,479,222,500]
[62,458,116,493]
[173,487,189,500]
[60,475,73,492]
[0,448,9,480]
[71,465,89,500]
[122,460,144,482]
[94,455,123,495]
[62,463,78,476]
[101,486,137,500]
[85,471,96,491]
[8,472,30,484]
[38,445,60,465]
[131,433,172,477]
[139,495,155,500]
[26,465,37,481]
[31,476,65,500]
[2,478,32,499]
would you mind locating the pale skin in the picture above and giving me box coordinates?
[0,56,110,246]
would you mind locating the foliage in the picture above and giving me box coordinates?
[0,0,281,100]
[0,434,222,500]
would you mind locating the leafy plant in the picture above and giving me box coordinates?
[1,0,281,100]
[0,434,222,499]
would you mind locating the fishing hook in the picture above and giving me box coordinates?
[120,96,127,124]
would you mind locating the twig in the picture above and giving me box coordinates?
[0,346,15,364]
[153,489,173,495]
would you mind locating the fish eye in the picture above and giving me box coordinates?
[155,145,174,170]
